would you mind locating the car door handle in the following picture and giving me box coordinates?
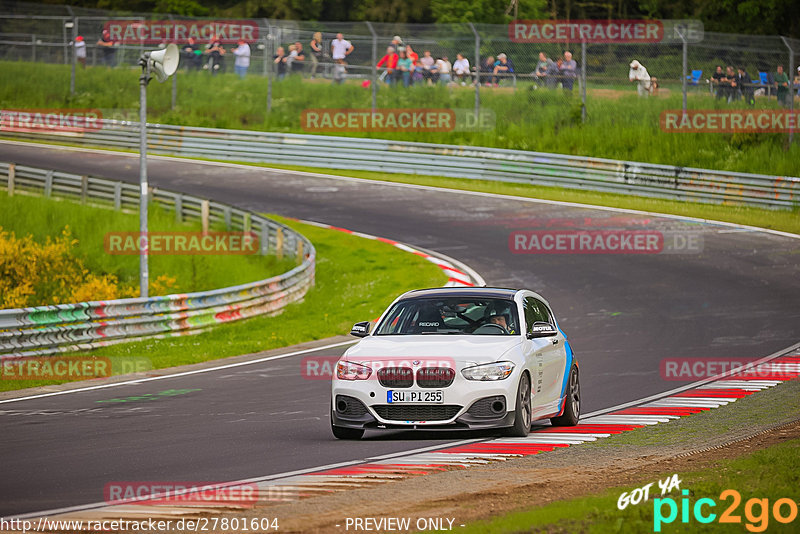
[551,338,559,345]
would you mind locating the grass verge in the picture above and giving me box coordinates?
[0,192,292,297]
[0,215,447,392]
[460,438,800,533]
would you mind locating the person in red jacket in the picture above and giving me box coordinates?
[377,46,399,84]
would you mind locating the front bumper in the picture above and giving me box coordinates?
[331,373,520,430]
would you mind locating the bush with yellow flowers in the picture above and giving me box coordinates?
[0,226,176,308]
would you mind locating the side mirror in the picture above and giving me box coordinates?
[527,321,558,339]
[350,321,371,338]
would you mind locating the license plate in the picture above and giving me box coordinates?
[387,390,443,403]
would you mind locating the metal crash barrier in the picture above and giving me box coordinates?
[0,162,315,357]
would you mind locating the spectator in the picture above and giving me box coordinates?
[182,37,202,70]
[396,48,413,87]
[735,66,754,105]
[775,65,790,107]
[97,29,116,67]
[232,40,250,79]
[273,46,287,80]
[479,55,494,85]
[309,32,324,78]
[332,59,347,85]
[405,44,420,84]
[535,52,557,88]
[453,53,470,85]
[710,65,725,99]
[628,59,651,97]
[722,65,737,102]
[377,46,398,84]
[491,53,514,86]
[292,42,306,74]
[795,67,800,97]
[420,50,436,85]
[285,44,298,71]
[560,51,577,91]
[405,44,419,66]
[204,37,225,75]
[436,55,452,85]
[389,35,403,51]
[73,36,86,68]
[331,33,354,63]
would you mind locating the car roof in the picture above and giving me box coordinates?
[399,287,520,300]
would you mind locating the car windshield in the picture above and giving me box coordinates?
[375,297,520,335]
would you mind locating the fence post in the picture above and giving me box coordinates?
[468,22,480,119]
[224,206,232,230]
[114,182,122,210]
[7,163,15,197]
[81,175,88,203]
[44,170,53,197]
[171,71,177,110]
[781,36,795,145]
[678,26,688,117]
[276,227,284,259]
[31,35,36,62]
[174,193,183,222]
[366,22,377,113]
[201,200,210,233]
[260,221,269,256]
[70,17,77,95]
[266,23,273,113]
[581,40,587,123]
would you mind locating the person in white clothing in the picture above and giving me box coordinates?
[73,36,86,67]
[629,59,651,97]
[436,56,452,85]
[331,33,354,62]
[232,40,250,78]
[453,53,470,85]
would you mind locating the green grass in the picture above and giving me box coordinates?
[0,215,447,391]
[1,61,798,176]
[460,437,800,533]
[0,193,291,295]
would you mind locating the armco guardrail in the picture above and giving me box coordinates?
[0,162,315,357]
[3,121,798,209]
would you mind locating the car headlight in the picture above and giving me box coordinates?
[461,361,515,381]
[336,360,372,380]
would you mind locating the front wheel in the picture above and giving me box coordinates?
[551,365,580,427]
[503,372,532,437]
[330,407,365,440]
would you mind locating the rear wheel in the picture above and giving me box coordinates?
[551,365,580,427]
[330,407,365,440]
[503,372,532,437]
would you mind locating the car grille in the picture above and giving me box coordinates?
[377,367,414,388]
[416,367,456,388]
[372,405,461,421]
[466,395,507,418]
[335,395,369,418]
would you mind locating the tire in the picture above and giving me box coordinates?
[503,372,532,437]
[330,407,364,440]
[551,365,580,427]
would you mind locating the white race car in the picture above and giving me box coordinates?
[330,287,580,439]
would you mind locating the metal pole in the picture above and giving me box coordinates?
[139,59,150,298]
[62,18,68,65]
[468,22,480,119]
[171,71,177,110]
[366,22,377,113]
[679,27,687,117]
[31,35,36,62]
[70,18,77,95]
[581,40,586,123]
[781,36,795,144]
[266,26,273,113]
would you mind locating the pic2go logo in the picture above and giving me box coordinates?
[654,489,799,532]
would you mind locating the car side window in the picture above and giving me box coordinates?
[524,296,551,332]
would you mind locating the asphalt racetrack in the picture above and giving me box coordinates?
[1,141,798,516]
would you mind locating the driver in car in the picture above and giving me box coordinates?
[488,313,515,334]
